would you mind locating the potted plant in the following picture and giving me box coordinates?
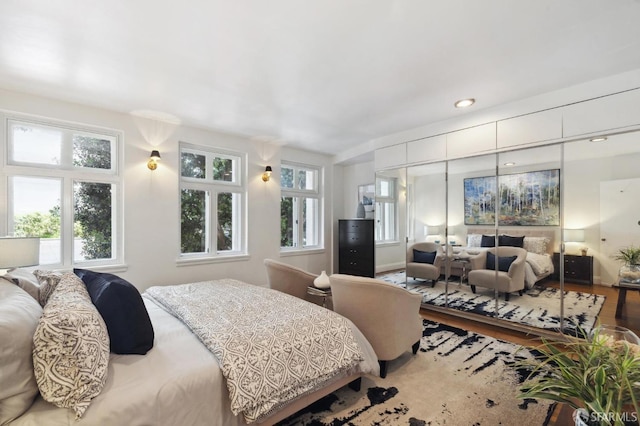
[615,245,640,283]
[517,325,640,426]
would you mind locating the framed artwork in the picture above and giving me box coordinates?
[358,183,375,219]
[464,169,560,226]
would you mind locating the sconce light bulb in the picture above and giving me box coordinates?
[147,150,161,170]
[262,166,272,182]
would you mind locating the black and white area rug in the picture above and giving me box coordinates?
[278,319,554,426]
[380,271,605,335]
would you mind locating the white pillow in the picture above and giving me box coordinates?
[0,279,42,424]
[467,234,482,247]
[32,272,110,419]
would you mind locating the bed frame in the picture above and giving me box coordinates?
[257,374,362,425]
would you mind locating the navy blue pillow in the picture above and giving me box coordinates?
[413,249,437,264]
[498,235,525,248]
[486,252,517,272]
[480,235,496,247]
[74,269,154,355]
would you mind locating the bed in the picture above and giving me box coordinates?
[2,270,378,426]
[447,228,556,289]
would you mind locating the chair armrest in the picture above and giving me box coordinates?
[469,252,486,270]
[507,256,526,278]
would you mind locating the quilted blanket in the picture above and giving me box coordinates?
[144,279,364,423]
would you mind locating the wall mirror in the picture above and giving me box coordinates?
[375,129,640,336]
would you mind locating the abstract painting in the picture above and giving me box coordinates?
[464,169,560,226]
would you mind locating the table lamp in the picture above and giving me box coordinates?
[0,237,40,272]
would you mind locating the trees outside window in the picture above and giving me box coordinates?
[180,143,245,257]
[5,118,121,267]
[280,162,322,251]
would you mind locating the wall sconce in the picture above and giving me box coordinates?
[261,166,272,182]
[147,150,161,170]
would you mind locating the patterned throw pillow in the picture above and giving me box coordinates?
[33,270,63,306]
[523,237,550,255]
[32,272,110,419]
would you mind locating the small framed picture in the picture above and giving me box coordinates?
[358,184,375,219]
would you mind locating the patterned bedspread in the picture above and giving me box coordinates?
[144,279,364,423]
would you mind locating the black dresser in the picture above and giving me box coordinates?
[338,219,375,277]
[552,253,594,285]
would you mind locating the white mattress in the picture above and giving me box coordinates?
[13,299,378,426]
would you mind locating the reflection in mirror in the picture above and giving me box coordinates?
[564,132,640,286]
[496,145,563,330]
[447,154,499,315]
[404,162,447,301]
[374,168,407,285]
[562,132,640,333]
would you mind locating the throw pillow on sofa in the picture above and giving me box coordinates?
[74,269,154,355]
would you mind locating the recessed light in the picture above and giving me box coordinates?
[589,136,608,142]
[454,98,475,108]
[503,162,516,166]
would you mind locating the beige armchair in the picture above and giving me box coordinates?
[264,259,318,301]
[467,247,527,301]
[406,242,444,286]
[329,274,423,378]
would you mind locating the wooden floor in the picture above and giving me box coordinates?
[418,280,640,426]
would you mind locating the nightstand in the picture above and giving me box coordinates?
[552,253,593,285]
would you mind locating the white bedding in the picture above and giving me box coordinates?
[13,296,378,426]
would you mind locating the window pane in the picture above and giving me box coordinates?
[299,169,316,190]
[212,157,233,182]
[11,176,62,265]
[181,189,207,253]
[181,152,206,178]
[217,192,233,251]
[74,181,113,261]
[73,134,112,170]
[296,169,307,189]
[10,122,62,165]
[280,196,294,247]
[281,167,294,189]
[302,197,319,247]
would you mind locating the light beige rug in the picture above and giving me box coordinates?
[278,320,554,425]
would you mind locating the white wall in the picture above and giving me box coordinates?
[0,88,334,291]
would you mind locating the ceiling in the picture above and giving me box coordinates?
[2,1,640,157]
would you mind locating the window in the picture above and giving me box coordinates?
[280,162,322,251]
[179,143,245,258]
[375,176,397,242]
[4,118,121,267]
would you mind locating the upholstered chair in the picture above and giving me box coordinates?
[329,274,422,378]
[406,242,444,286]
[264,259,318,301]
[467,247,527,301]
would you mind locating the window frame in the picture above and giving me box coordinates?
[280,161,323,253]
[178,142,247,263]
[1,114,124,270]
